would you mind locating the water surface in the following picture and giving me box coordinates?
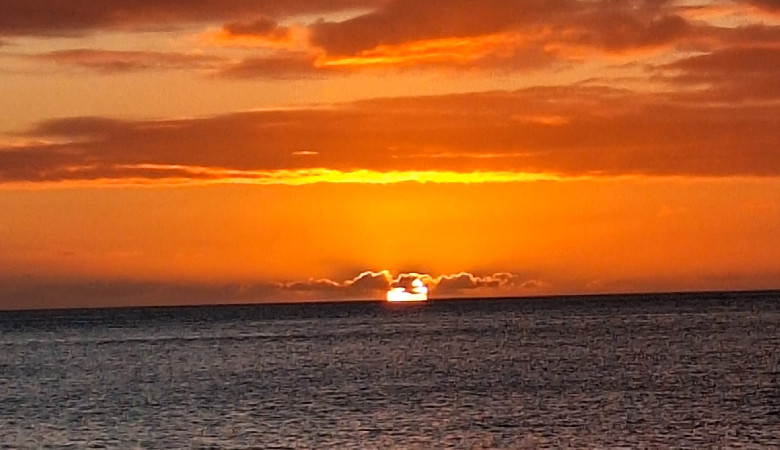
[1,291,778,448]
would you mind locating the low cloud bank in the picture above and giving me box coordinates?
[0,270,547,310]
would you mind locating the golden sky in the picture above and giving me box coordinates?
[1,0,778,308]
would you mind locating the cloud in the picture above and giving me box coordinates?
[17,2,779,77]
[204,18,309,50]
[280,270,392,294]
[1,85,778,187]
[738,0,780,13]
[710,24,780,48]
[216,52,322,78]
[37,49,224,73]
[224,17,289,37]
[313,32,557,72]
[0,0,386,36]
[310,0,564,56]
[0,270,542,309]
[32,48,323,79]
[19,1,693,78]
[33,36,558,77]
[427,272,548,295]
[433,272,516,292]
[657,47,780,101]
[310,0,693,59]
[556,11,691,55]
[346,270,395,291]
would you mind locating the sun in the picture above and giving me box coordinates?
[386,278,428,302]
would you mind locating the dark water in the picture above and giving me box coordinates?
[1,291,778,448]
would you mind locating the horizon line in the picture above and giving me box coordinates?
[2,288,777,314]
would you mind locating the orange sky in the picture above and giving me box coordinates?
[1,0,778,309]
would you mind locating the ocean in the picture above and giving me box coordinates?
[0,291,777,448]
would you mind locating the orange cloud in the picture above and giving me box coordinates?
[2,85,778,187]
[315,32,540,68]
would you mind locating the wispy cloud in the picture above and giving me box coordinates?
[0,0,386,35]
[37,49,224,73]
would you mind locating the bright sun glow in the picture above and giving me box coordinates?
[386,278,429,302]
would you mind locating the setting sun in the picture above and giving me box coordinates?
[386,279,429,302]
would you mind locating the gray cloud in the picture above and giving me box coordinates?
[431,272,540,295]
[0,270,541,310]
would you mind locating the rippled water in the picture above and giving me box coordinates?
[1,291,778,448]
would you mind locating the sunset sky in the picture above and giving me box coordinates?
[1,0,778,309]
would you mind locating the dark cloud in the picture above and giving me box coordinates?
[209,17,302,49]
[310,0,691,56]
[1,85,778,185]
[19,2,778,77]
[432,272,534,294]
[711,24,780,48]
[38,49,223,73]
[280,271,392,295]
[667,47,780,75]
[283,278,341,293]
[0,270,538,309]
[434,273,489,291]
[567,12,690,52]
[310,0,535,56]
[222,17,289,38]
[347,271,394,292]
[0,0,387,35]
[659,47,780,101]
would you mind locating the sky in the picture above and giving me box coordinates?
[0,0,778,309]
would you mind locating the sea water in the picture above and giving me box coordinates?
[1,291,778,448]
